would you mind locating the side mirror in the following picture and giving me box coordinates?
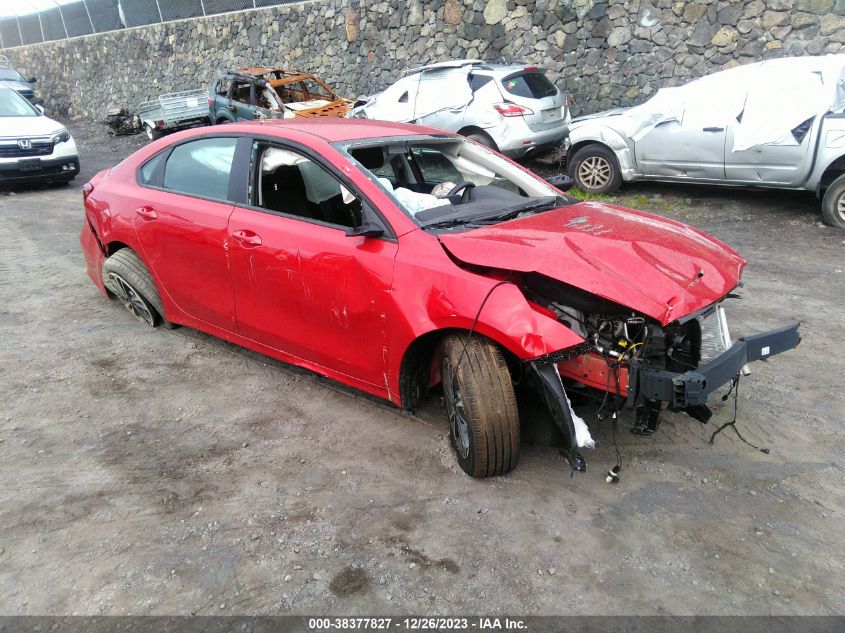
[28,77,37,83]
[35,104,44,115]
[546,174,575,191]
[346,221,384,238]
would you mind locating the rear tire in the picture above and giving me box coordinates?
[441,334,520,478]
[144,124,162,141]
[102,248,176,329]
[568,144,622,194]
[821,173,845,229]
[465,131,499,152]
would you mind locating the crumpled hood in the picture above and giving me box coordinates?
[438,202,746,325]
[570,107,629,124]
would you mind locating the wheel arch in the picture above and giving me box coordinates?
[105,240,132,256]
[397,327,521,410]
[568,139,619,164]
[818,155,845,194]
[457,126,498,148]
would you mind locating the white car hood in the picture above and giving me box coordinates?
[0,114,64,139]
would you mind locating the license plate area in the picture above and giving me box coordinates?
[18,158,41,172]
[541,107,563,123]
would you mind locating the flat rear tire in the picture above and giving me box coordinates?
[102,248,175,329]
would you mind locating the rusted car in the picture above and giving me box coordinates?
[210,67,350,124]
[80,119,800,478]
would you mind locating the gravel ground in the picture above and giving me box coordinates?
[0,120,843,616]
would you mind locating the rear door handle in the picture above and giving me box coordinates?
[702,127,725,132]
[231,229,262,247]
[136,205,157,220]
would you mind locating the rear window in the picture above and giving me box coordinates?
[501,72,557,99]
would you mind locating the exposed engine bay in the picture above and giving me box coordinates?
[516,273,800,475]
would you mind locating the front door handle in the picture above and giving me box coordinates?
[702,127,725,132]
[231,229,262,247]
[136,205,157,220]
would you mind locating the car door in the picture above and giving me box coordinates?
[227,139,398,386]
[227,79,256,121]
[133,136,239,331]
[634,119,727,180]
[723,116,815,185]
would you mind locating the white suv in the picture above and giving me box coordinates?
[352,60,570,159]
[0,85,79,186]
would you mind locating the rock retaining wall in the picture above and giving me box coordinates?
[2,0,843,120]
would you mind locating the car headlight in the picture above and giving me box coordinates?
[52,129,70,144]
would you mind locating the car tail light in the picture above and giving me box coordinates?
[156,120,165,128]
[493,102,534,117]
[564,95,570,108]
[523,65,539,71]
[82,182,94,201]
[207,96,214,107]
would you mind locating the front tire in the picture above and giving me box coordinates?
[568,144,622,194]
[821,173,845,229]
[102,248,175,328]
[441,334,520,478]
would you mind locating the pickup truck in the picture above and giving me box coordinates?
[564,54,845,228]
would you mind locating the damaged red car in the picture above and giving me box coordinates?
[80,119,800,477]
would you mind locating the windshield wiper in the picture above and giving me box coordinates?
[423,217,485,230]
[476,196,560,224]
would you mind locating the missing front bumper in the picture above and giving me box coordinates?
[628,322,801,410]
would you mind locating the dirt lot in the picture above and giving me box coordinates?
[1,120,843,616]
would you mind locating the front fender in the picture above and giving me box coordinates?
[422,281,584,360]
[568,123,637,180]
[387,263,586,406]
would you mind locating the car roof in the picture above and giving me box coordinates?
[221,118,453,143]
[405,59,546,77]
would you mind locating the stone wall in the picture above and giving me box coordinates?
[2,0,843,121]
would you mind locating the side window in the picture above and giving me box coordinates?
[139,152,164,184]
[468,74,492,92]
[254,143,361,229]
[230,81,252,104]
[215,78,230,97]
[410,147,463,185]
[162,137,237,201]
[302,78,334,101]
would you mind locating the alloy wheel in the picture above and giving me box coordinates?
[838,191,845,223]
[107,272,156,327]
[442,358,470,459]
[577,155,612,190]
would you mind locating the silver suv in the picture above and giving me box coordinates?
[351,60,570,159]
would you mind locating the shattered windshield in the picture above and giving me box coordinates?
[336,136,571,230]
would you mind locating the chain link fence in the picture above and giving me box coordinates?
[0,0,302,48]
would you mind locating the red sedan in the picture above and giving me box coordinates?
[81,119,800,477]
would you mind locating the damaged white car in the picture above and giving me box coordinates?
[565,54,845,228]
[351,60,570,160]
